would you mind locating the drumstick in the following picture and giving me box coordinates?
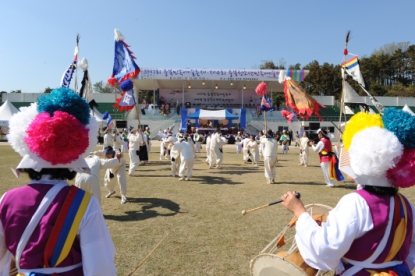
[241,192,301,215]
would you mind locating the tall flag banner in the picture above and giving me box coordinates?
[283,78,326,121]
[60,35,80,89]
[78,58,98,110]
[260,96,274,112]
[108,29,140,112]
[341,56,365,88]
[107,29,141,87]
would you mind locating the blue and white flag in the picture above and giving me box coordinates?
[260,96,275,112]
[106,114,113,128]
[118,90,136,108]
[60,37,79,89]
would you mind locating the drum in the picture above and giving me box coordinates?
[282,139,289,145]
[250,204,332,276]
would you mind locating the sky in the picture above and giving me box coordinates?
[0,0,414,93]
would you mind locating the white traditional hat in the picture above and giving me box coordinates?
[8,88,98,175]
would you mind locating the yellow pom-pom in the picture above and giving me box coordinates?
[343,112,384,150]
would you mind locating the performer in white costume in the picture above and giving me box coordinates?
[113,130,123,152]
[75,154,121,205]
[172,135,195,181]
[103,127,114,149]
[281,110,415,275]
[128,128,140,176]
[158,129,168,160]
[205,132,212,167]
[260,130,278,184]
[193,129,202,153]
[247,135,260,166]
[242,136,251,163]
[210,130,227,169]
[299,132,310,167]
[311,129,335,187]
[235,131,243,153]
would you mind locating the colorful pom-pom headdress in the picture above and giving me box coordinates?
[8,87,98,174]
[340,107,415,188]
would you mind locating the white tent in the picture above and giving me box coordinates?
[0,99,19,126]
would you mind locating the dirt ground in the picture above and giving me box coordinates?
[1,141,415,275]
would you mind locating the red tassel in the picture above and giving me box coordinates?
[255,82,268,96]
[344,48,348,55]
[107,77,118,87]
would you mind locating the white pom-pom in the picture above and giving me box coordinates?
[83,116,99,156]
[78,58,88,72]
[8,103,38,156]
[114,29,124,41]
[349,127,403,176]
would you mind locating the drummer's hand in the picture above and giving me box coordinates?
[281,191,306,218]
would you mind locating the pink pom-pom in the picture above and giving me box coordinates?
[387,148,415,188]
[25,111,89,165]
[255,82,268,96]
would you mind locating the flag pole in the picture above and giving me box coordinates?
[337,31,350,146]
[264,111,267,132]
[74,34,80,93]
[133,79,141,128]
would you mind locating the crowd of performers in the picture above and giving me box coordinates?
[1,87,415,275]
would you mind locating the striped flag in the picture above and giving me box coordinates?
[341,56,365,88]
[260,96,274,112]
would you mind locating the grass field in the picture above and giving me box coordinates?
[1,141,415,276]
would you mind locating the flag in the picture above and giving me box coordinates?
[283,78,326,120]
[60,35,80,89]
[107,29,140,87]
[341,56,365,88]
[102,111,110,120]
[78,58,97,110]
[113,79,136,112]
[106,114,113,128]
[260,96,274,112]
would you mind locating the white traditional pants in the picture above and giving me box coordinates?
[282,144,289,154]
[252,149,259,165]
[122,142,128,153]
[212,147,223,167]
[242,148,249,161]
[321,161,334,186]
[171,156,180,176]
[179,158,194,179]
[264,156,277,181]
[104,170,127,197]
[195,142,201,153]
[236,142,242,153]
[160,143,165,159]
[300,151,309,165]
[129,149,140,174]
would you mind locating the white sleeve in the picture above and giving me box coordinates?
[100,158,120,169]
[312,141,324,153]
[295,193,373,271]
[93,150,105,158]
[79,197,117,275]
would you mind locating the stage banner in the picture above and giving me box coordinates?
[159,89,262,107]
[139,68,285,81]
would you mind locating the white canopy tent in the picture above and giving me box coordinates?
[0,99,19,126]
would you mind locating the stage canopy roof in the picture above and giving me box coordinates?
[187,109,238,120]
[134,68,309,91]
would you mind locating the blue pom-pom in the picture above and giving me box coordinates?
[383,107,415,148]
[37,87,90,125]
[120,79,134,91]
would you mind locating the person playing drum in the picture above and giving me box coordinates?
[281,111,415,275]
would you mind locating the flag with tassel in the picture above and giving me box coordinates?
[78,58,98,111]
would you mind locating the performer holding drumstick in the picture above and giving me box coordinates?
[280,111,415,275]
